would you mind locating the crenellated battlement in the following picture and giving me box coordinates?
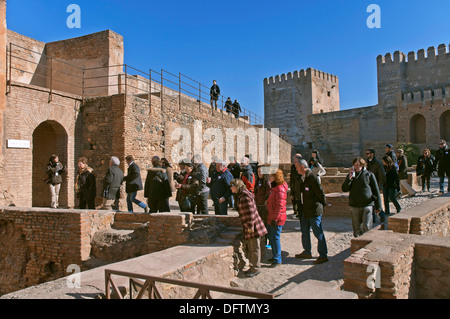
[377,43,449,65]
[264,67,338,85]
[402,85,450,104]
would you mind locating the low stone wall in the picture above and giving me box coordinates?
[388,194,450,236]
[343,194,450,299]
[0,207,114,295]
[0,206,242,296]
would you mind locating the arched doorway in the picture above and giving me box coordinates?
[32,121,68,207]
[409,114,426,144]
[440,110,450,141]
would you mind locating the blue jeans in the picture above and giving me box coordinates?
[439,175,449,193]
[267,224,283,264]
[300,215,328,258]
[126,192,147,212]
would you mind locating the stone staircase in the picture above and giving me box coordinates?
[111,213,243,245]
[112,212,152,230]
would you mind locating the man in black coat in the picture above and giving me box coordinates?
[123,155,149,213]
[144,156,171,213]
[436,139,450,194]
[102,156,124,210]
[294,159,328,264]
[232,99,241,119]
[365,148,386,222]
[210,80,220,110]
[342,157,382,237]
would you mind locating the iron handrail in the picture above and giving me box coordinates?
[105,269,274,299]
[7,43,272,128]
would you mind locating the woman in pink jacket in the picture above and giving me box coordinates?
[266,169,288,267]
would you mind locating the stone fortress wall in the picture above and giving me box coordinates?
[265,43,450,166]
[1,28,291,209]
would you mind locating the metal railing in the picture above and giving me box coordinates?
[6,42,277,129]
[105,269,274,299]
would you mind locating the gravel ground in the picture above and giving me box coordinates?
[220,177,445,298]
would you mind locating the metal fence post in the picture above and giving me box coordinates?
[178,72,181,110]
[161,69,163,110]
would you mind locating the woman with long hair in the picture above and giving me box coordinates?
[266,169,288,267]
[382,155,401,217]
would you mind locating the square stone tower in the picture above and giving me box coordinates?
[263,67,339,150]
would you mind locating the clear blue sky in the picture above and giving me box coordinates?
[6,0,450,118]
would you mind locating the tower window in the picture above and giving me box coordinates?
[327,91,331,97]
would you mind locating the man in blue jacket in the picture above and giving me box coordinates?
[208,160,233,215]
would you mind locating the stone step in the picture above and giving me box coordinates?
[114,212,152,223]
[112,221,146,231]
[277,280,358,299]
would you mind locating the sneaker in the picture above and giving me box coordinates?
[295,251,312,259]
[314,256,328,264]
[270,262,281,268]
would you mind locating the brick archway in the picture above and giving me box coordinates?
[409,114,426,144]
[440,110,450,141]
[32,120,68,208]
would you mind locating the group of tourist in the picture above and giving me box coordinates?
[342,139,450,238]
[43,139,449,278]
[210,80,242,118]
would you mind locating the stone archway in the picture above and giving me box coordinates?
[439,110,450,141]
[409,114,426,144]
[32,121,68,208]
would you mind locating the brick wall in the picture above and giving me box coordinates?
[343,194,450,299]
[0,207,114,295]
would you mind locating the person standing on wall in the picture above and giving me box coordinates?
[416,148,435,193]
[231,178,267,278]
[396,149,416,197]
[232,99,241,119]
[101,156,123,210]
[76,157,97,209]
[436,139,450,195]
[123,155,149,213]
[294,159,329,264]
[342,157,382,237]
[46,154,67,208]
[225,97,233,114]
[210,80,220,110]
